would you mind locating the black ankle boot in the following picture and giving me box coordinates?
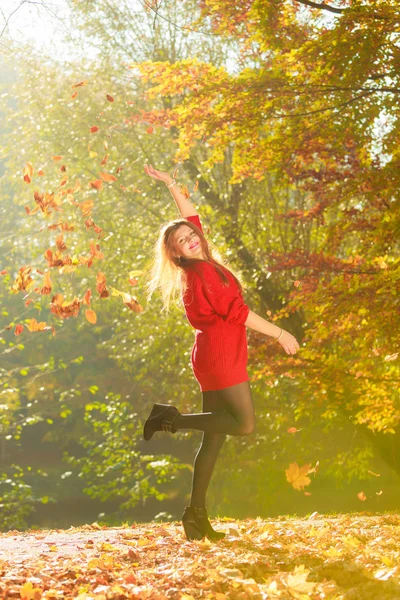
[143,403,181,441]
[182,506,226,541]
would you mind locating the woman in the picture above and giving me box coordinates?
[143,164,300,541]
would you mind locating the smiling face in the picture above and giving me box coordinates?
[173,224,204,260]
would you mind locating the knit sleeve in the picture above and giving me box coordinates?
[185,214,203,232]
[195,262,250,326]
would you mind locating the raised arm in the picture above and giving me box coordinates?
[144,164,198,218]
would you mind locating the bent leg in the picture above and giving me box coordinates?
[189,391,227,508]
[175,382,256,436]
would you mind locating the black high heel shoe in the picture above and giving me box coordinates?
[143,403,181,441]
[182,506,226,541]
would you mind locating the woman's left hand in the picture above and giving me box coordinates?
[277,330,300,355]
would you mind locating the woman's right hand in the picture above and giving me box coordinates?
[144,164,172,185]
[277,330,300,355]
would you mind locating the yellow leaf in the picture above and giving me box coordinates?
[89,151,98,158]
[19,581,42,599]
[285,462,312,491]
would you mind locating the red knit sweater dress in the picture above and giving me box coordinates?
[182,214,250,392]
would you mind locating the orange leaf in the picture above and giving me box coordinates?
[82,289,92,305]
[357,491,367,501]
[294,280,301,287]
[41,272,52,295]
[90,126,99,133]
[0,270,7,275]
[52,156,62,161]
[99,172,117,183]
[71,91,78,99]
[38,169,44,176]
[15,324,24,336]
[128,278,138,286]
[85,309,97,324]
[146,126,154,134]
[72,80,88,88]
[25,298,34,307]
[89,179,103,190]
[287,427,300,434]
[23,162,34,184]
[193,180,199,193]
[26,318,51,332]
[106,94,114,102]
[100,154,109,166]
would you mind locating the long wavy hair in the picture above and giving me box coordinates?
[146,218,243,311]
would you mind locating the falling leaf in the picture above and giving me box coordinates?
[71,91,78,99]
[85,309,97,324]
[0,270,7,275]
[40,272,52,295]
[99,172,117,183]
[90,126,99,133]
[287,427,300,434]
[82,289,92,305]
[293,280,301,287]
[193,180,199,193]
[106,94,114,102]
[285,462,312,491]
[367,470,381,477]
[100,154,109,165]
[89,151,98,158]
[52,156,62,161]
[128,278,138,286]
[376,490,383,495]
[71,80,88,88]
[25,298,34,307]
[50,294,81,319]
[23,162,34,184]
[146,126,154,134]
[173,167,179,179]
[178,183,190,199]
[90,179,103,191]
[15,324,24,336]
[357,491,367,501]
[384,353,398,362]
[96,272,109,298]
[26,318,51,332]
[38,169,44,176]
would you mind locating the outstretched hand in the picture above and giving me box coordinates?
[144,164,171,184]
[277,330,300,355]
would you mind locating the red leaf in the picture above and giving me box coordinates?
[146,126,154,134]
[90,126,99,133]
[72,80,88,88]
[52,156,63,161]
[15,324,24,336]
[89,179,103,191]
[106,94,114,102]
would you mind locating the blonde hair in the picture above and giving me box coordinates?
[145,218,243,311]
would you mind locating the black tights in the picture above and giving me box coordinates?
[174,382,255,508]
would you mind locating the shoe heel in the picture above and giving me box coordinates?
[182,520,204,541]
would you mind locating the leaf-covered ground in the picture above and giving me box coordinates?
[1,513,400,599]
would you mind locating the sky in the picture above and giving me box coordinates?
[0,0,86,68]
[0,0,72,49]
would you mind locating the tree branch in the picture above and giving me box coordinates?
[295,0,344,14]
